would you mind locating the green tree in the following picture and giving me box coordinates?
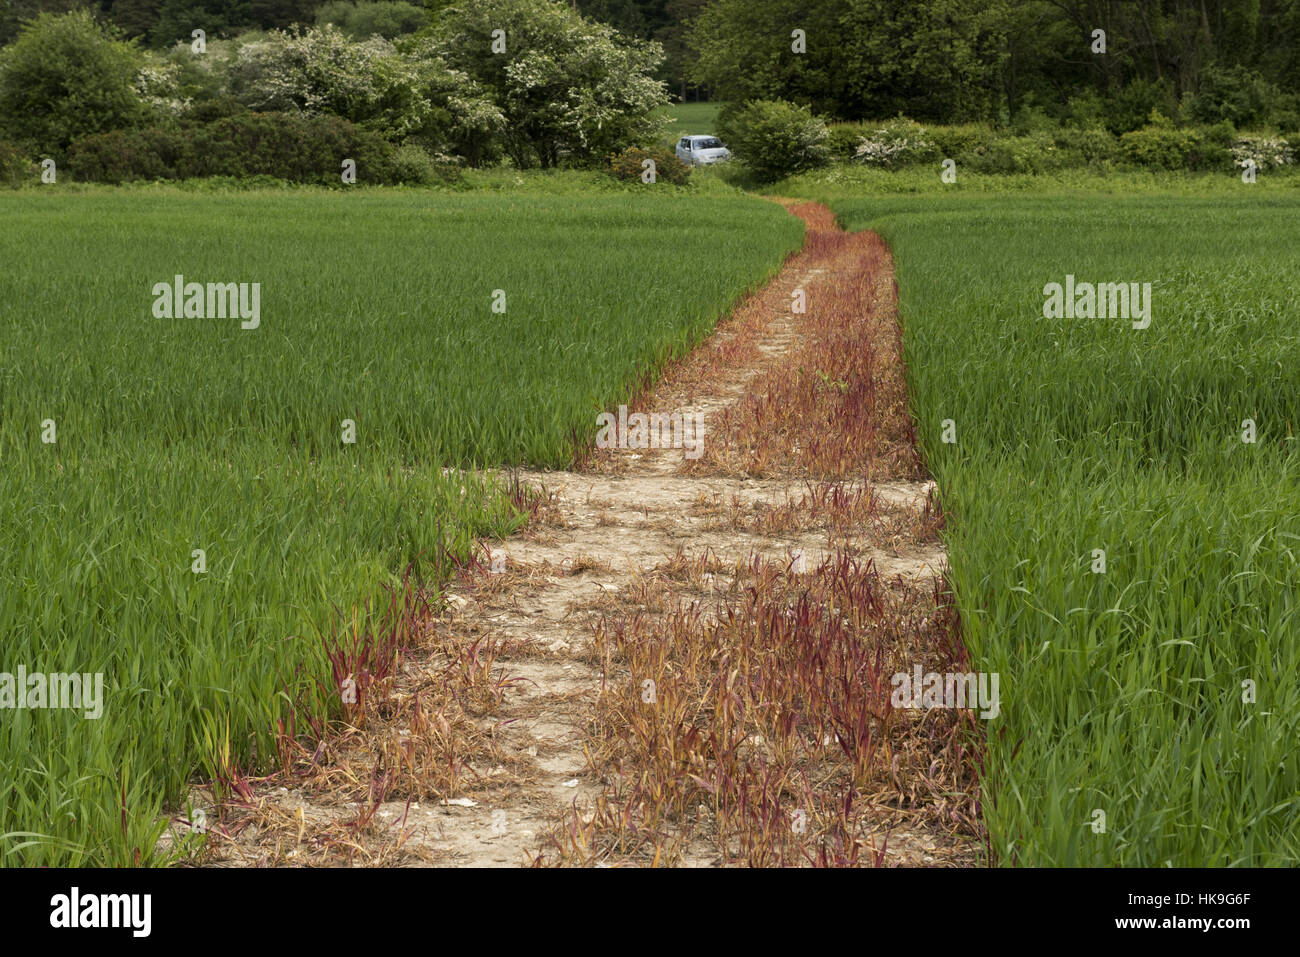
[1,0,92,45]
[837,0,1006,122]
[716,98,831,181]
[576,0,706,98]
[315,1,427,39]
[107,0,165,42]
[152,0,252,46]
[656,0,708,100]
[688,0,844,112]
[435,0,668,168]
[688,0,1005,122]
[994,1,1300,129]
[0,10,150,155]
[225,24,502,157]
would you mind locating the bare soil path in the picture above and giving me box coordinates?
[188,201,982,867]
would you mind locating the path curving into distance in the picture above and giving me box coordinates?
[189,202,983,867]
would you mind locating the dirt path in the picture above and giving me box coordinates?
[189,201,982,867]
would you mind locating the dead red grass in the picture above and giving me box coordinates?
[536,549,979,866]
[533,201,982,867]
[186,201,981,869]
[189,559,537,866]
[691,210,921,479]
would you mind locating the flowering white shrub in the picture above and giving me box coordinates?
[434,0,668,168]
[854,118,936,167]
[224,26,502,153]
[228,26,401,118]
[1230,135,1294,169]
[135,59,187,117]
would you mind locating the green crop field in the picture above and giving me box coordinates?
[657,102,724,144]
[825,193,1300,865]
[6,179,1296,869]
[0,188,803,866]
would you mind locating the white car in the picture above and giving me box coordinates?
[675,135,731,166]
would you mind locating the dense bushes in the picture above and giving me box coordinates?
[66,112,407,185]
[608,145,690,185]
[927,124,997,164]
[825,126,861,162]
[0,7,666,181]
[186,112,397,183]
[852,118,939,168]
[966,132,1061,174]
[717,100,830,182]
[1185,65,1300,129]
[820,113,1294,176]
[0,138,33,186]
[1050,126,1121,167]
[0,10,150,155]
[1118,117,1231,171]
[66,127,186,183]
[389,142,464,186]
[315,1,427,40]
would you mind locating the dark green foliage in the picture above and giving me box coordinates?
[315,0,427,39]
[66,126,185,182]
[150,0,252,46]
[0,137,36,186]
[389,141,463,185]
[65,112,407,184]
[928,124,997,162]
[1119,123,1225,171]
[690,0,1007,123]
[108,0,320,45]
[716,99,830,182]
[0,10,149,156]
[182,111,398,183]
[957,131,1061,174]
[1102,79,1180,136]
[1050,126,1120,168]
[682,1,1300,130]
[577,0,709,100]
[1185,65,1300,129]
[825,126,862,162]
[0,0,89,46]
[181,94,252,125]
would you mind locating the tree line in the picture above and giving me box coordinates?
[1,0,1297,188]
[2,1,1296,128]
[0,0,667,184]
[639,0,1300,129]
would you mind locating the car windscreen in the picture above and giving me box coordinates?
[693,138,723,149]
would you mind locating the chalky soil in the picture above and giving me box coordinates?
[186,202,982,867]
